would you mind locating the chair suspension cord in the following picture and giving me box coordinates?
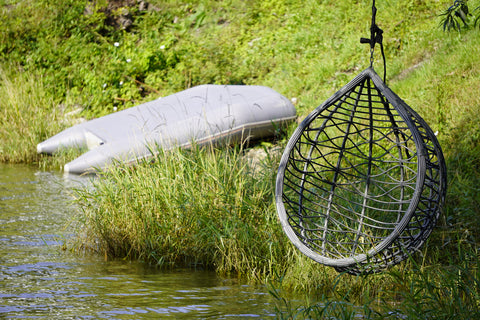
[360,0,387,83]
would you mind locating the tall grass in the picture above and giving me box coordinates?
[0,65,56,163]
[72,143,293,281]
[0,64,83,169]
[271,261,480,319]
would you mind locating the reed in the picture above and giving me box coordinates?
[0,65,56,163]
[72,143,293,280]
[270,251,480,319]
[0,64,82,169]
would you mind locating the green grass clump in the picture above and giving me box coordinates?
[0,64,85,169]
[0,65,55,163]
[271,259,480,319]
[0,64,66,167]
[73,144,292,280]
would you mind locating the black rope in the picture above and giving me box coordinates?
[360,0,387,83]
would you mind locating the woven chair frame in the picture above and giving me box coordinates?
[276,67,447,275]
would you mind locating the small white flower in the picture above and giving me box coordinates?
[114,42,120,47]
[119,81,123,86]
[434,131,439,136]
[291,97,298,105]
[126,58,131,63]
[160,45,166,50]
[113,107,118,112]
[103,83,107,88]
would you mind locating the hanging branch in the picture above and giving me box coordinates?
[475,5,480,28]
[439,0,480,31]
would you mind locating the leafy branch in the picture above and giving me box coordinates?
[440,0,480,31]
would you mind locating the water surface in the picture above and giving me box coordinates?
[0,164,278,319]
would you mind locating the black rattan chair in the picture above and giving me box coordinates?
[275,2,447,275]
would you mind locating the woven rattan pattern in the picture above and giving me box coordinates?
[276,68,447,275]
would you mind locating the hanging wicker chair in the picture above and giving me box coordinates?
[275,3,447,275]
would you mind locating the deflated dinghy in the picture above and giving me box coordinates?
[37,85,297,174]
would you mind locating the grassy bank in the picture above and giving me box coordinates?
[73,144,292,280]
[2,0,480,318]
[0,64,86,169]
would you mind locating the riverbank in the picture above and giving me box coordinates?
[2,0,480,318]
[0,163,283,318]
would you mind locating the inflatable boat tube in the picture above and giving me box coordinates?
[37,85,296,174]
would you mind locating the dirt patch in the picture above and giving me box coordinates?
[85,0,156,30]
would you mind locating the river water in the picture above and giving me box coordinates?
[0,164,281,319]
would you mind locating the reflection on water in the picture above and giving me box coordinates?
[0,164,276,319]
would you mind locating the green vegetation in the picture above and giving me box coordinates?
[440,0,480,31]
[2,0,480,318]
[73,144,291,280]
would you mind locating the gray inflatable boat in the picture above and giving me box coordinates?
[37,85,296,174]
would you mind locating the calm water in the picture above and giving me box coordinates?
[0,164,279,319]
